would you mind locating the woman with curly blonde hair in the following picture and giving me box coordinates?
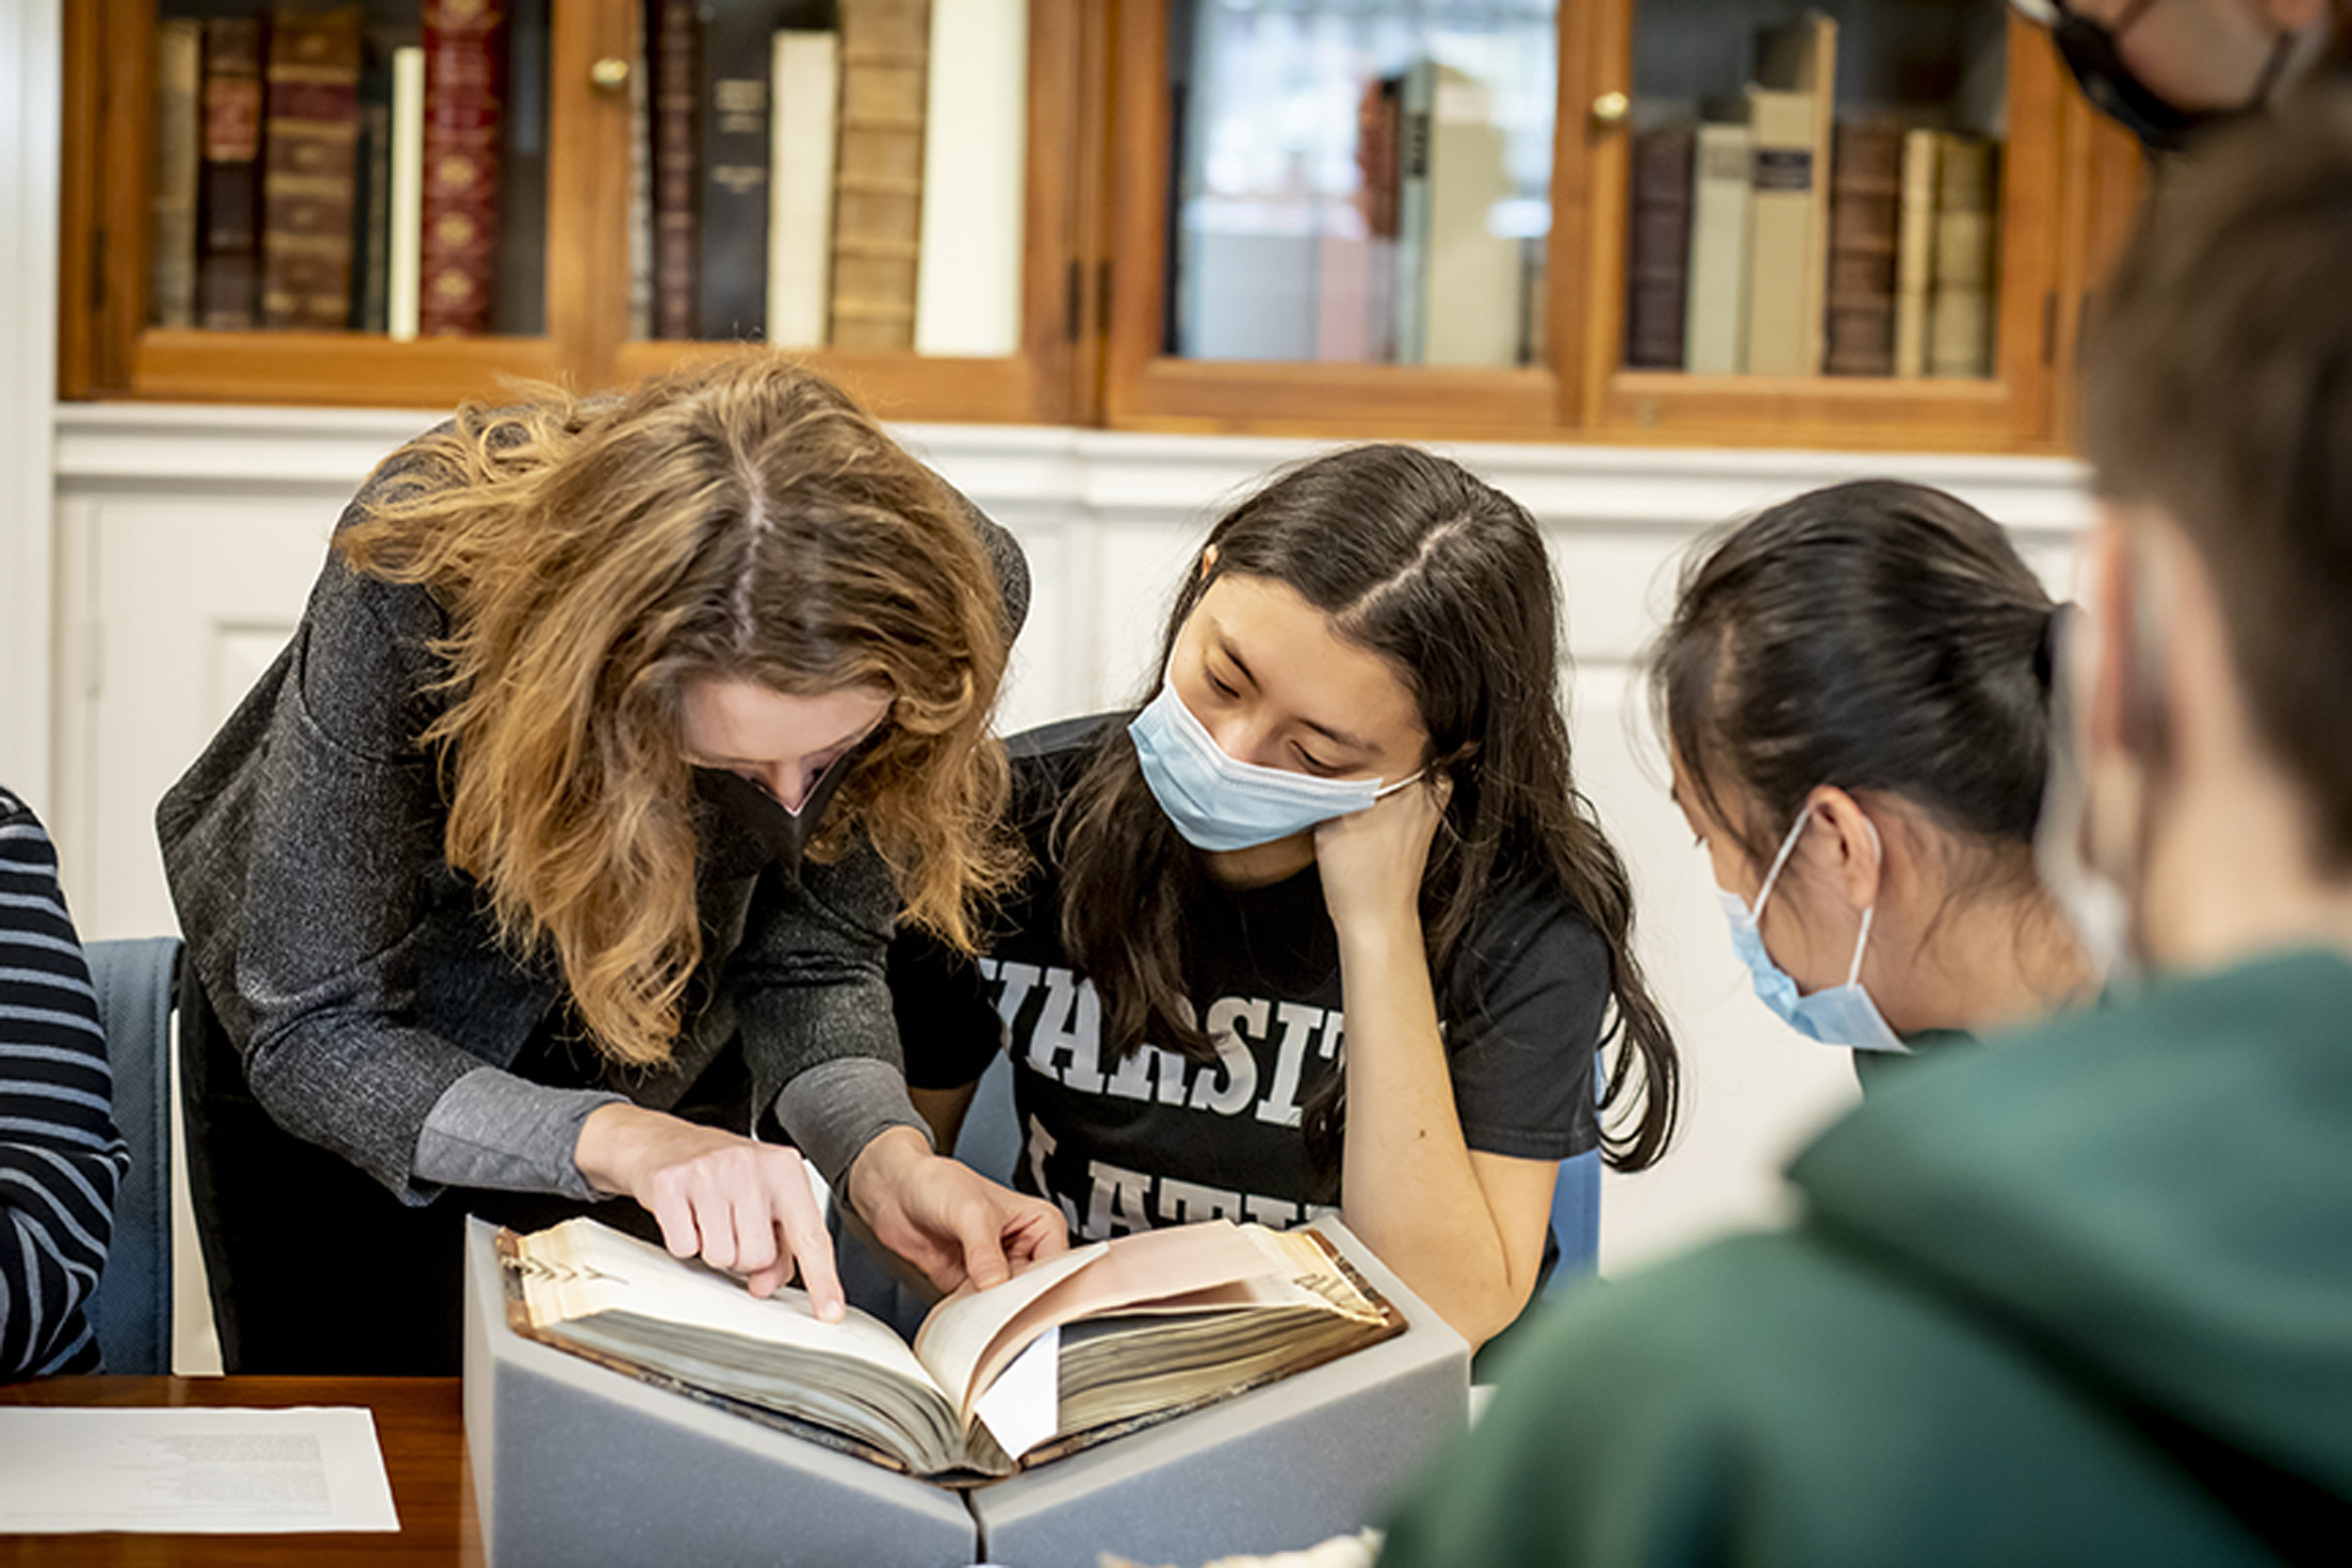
[161,355,1064,1373]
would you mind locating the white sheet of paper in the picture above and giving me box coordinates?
[971,1323,1059,1460]
[0,1406,400,1533]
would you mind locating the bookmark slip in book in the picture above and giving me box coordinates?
[0,1406,399,1533]
[972,1324,1058,1459]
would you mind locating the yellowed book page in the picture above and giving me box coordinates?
[910,1241,1111,1411]
[917,1219,1288,1418]
[516,1217,946,1398]
[1083,1229,1381,1323]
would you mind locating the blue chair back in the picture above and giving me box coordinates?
[1549,1148,1601,1289]
[81,937,181,1374]
[955,1050,1020,1185]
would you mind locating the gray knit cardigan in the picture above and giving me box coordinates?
[156,428,1028,1205]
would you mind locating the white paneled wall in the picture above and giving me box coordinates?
[1,0,64,798]
[48,405,2091,1370]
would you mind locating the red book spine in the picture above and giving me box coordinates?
[198,16,267,330]
[262,7,364,331]
[419,0,507,337]
[651,0,701,341]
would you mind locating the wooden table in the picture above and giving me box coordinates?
[0,1377,481,1565]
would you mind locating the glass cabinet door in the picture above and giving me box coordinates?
[71,0,565,404]
[1167,0,1557,369]
[1104,0,1576,440]
[144,0,553,341]
[1588,0,2070,449]
[67,0,1085,420]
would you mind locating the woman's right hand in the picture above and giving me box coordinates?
[573,1102,844,1320]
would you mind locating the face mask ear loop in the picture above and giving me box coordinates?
[1750,808,1812,920]
[1845,907,1877,987]
[1843,815,1885,987]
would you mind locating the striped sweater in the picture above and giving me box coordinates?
[0,787,129,1376]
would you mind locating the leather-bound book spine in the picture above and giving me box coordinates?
[491,0,548,335]
[697,2,807,341]
[198,15,267,331]
[419,0,507,337]
[1624,123,1694,371]
[651,0,701,340]
[350,36,394,332]
[829,0,929,352]
[626,0,653,339]
[1893,128,1939,378]
[262,6,365,331]
[151,19,203,329]
[1823,119,1902,377]
[1928,134,1998,378]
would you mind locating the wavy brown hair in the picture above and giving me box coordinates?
[338,356,1018,1068]
[1054,445,1679,1175]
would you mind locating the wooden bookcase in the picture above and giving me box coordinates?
[61,0,2141,452]
[1097,0,2147,454]
[61,0,1093,425]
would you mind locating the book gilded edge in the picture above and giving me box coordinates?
[494,1225,1407,1488]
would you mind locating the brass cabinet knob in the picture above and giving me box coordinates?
[1591,91,1630,127]
[590,57,631,95]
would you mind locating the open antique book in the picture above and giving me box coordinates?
[498,1215,1404,1482]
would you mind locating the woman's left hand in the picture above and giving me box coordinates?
[847,1125,1071,1292]
[1313,773,1452,937]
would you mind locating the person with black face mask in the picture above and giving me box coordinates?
[1375,97,2352,1566]
[158,356,1068,1375]
[2012,0,2349,153]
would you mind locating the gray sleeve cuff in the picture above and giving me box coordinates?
[416,1068,628,1199]
[774,1055,930,1192]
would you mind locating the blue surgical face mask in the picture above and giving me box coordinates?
[1719,807,1908,1053]
[1128,677,1422,853]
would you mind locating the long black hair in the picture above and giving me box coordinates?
[1653,479,2058,885]
[1053,444,1679,1175]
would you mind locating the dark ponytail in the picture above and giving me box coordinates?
[1057,445,1680,1176]
[1651,479,2057,882]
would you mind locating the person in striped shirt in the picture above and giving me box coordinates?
[0,785,129,1376]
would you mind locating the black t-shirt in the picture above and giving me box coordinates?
[891,716,1610,1247]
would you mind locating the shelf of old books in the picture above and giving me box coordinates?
[612,0,1089,426]
[1590,0,2071,451]
[1098,0,2128,451]
[64,0,1087,423]
[65,0,2137,447]
[1101,0,1584,441]
[63,0,564,407]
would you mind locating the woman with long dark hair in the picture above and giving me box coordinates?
[1652,479,2100,1086]
[161,356,1064,1374]
[892,445,1677,1349]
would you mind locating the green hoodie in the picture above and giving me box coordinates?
[1378,948,2352,1565]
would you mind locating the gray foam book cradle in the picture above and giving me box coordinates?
[462,1213,1470,1567]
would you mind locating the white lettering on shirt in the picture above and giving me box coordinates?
[1022,1114,1080,1232]
[1081,1158,1156,1238]
[993,959,1044,1039]
[1104,1040,1191,1105]
[1190,997,1265,1115]
[1252,1000,1329,1127]
[1155,1177,1243,1226]
[1026,967,1106,1093]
